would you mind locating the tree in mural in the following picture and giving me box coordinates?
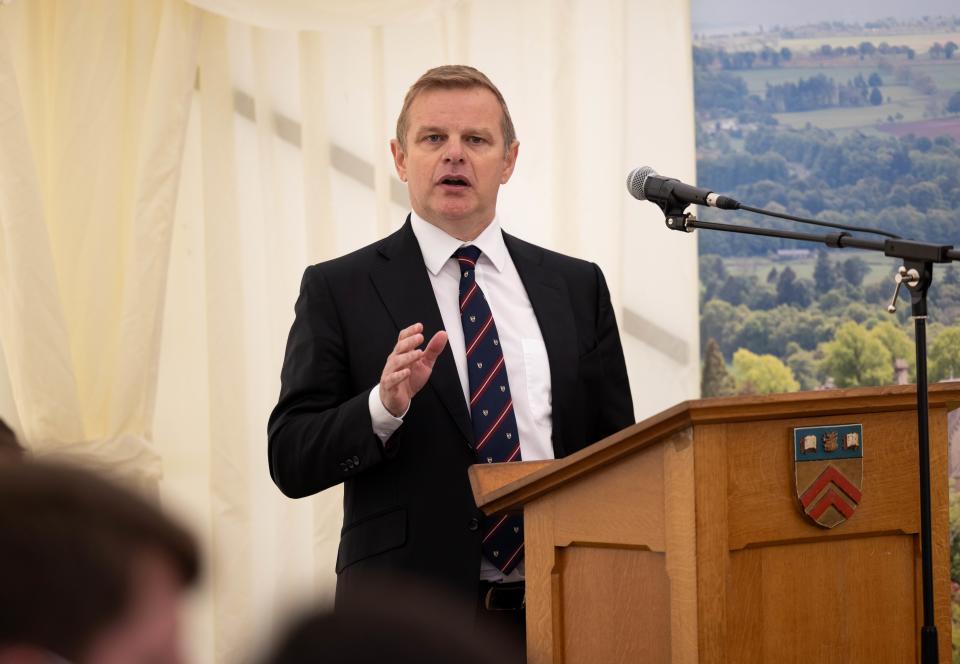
[818,321,892,387]
[731,348,799,394]
[701,338,736,397]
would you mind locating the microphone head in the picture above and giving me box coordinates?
[626,166,657,201]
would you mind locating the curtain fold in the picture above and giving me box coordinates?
[0,0,201,488]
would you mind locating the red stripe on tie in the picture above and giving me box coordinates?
[505,443,521,462]
[466,316,494,356]
[799,466,862,508]
[476,400,513,451]
[482,514,509,544]
[501,544,524,571]
[470,357,505,407]
[457,257,476,266]
[460,282,478,311]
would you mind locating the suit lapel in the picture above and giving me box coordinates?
[369,219,474,446]
[504,233,578,458]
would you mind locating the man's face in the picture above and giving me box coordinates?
[391,87,518,237]
[83,555,187,664]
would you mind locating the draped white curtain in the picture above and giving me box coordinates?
[0,0,200,490]
[0,1,697,661]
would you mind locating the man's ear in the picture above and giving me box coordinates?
[500,140,519,184]
[390,139,408,182]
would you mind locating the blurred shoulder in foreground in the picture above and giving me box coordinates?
[263,574,524,664]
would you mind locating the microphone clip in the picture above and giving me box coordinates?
[663,207,696,233]
[656,190,696,233]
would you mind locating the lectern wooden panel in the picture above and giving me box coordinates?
[469,384,960,664]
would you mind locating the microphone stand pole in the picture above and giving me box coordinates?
[661,207,958,664]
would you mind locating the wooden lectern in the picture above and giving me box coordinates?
[469,384,960,664]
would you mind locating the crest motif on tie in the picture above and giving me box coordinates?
[477,362,483,369]
[506,432,512,440]
[482,409,489,416]
[493,339,499,346]
[500,385,506,392]
[469,315,476,323]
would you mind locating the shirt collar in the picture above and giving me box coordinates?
[410,211,507,275]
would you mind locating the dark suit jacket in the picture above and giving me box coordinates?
[267,218,634,603]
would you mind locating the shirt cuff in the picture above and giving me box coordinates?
[369,384,407,444]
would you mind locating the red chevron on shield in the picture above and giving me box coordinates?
[799,466,862,524]
[794,425,863,529]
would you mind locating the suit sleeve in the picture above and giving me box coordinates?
[592,263,635,437]
[267,265,392,498]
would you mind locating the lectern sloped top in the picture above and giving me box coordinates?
[470,382,960,514]
[469,383,960,664]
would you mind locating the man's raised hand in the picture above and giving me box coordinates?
[380,323,448,417]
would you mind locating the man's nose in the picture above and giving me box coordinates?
[443,138,465,162]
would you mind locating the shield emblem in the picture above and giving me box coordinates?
[793,424,863,529]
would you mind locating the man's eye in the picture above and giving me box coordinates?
[424,135,443,143]
[467,136,485,144]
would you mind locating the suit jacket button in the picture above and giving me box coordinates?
[468,518,479,531]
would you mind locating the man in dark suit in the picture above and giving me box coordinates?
[268,66,633,624]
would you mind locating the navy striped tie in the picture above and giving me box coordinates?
[455,245,524,574]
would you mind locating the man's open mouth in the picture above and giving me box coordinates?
[438,176,471,188]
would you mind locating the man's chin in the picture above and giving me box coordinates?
[433,203,478,222]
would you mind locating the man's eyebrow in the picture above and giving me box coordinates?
[413,126,495,138]
[462,127,495,138]
[415,126,447,136]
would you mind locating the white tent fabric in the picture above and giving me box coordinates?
[0,0,200,493]
[0,0,697,661]
[184,0,459,30]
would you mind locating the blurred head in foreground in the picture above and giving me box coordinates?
[0,418,23,464]
[0,462,200,664]
[263,575,522,664]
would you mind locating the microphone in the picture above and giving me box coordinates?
[626,166,740,210]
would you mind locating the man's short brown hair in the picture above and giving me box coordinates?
[0,418,23,462]
[0,462,200,659]
[395,65,517,152]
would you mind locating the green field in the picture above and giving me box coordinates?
[729,60,960,133]
[736,65,885,96]
[781,32,960,55]
[697,31,960,56]
[722,252,896,288]
[771,98,926,131]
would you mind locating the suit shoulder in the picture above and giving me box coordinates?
[505,233,600,278]
[302,230,399,284]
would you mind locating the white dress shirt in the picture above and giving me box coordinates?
[368,211,554,582]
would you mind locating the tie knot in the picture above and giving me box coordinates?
[455,245,482,266]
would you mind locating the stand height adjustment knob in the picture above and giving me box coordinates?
[887,266,921,314]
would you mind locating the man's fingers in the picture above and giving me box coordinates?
[393,332,424,355]
[397,322,423,342]
[384,348,422,374]
[382,368,411,390]
[421,331,449,365]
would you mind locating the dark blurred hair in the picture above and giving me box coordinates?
[0,462,200,659]
[0,418,23,461]
[264,575,523,664]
